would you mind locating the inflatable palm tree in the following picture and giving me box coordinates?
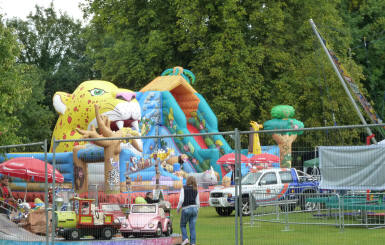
[263,105,304,168]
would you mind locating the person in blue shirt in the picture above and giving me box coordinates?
[177,176,200,245]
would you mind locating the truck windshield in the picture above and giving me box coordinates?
[241,172,262,185]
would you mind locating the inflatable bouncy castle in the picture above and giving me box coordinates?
[2,67,239,197]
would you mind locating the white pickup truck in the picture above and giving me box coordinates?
[209,168,319,216]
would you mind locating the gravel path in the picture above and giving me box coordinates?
[0,214,46,241]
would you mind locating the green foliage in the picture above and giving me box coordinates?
[83,0,366,148]
[2,1,384,149]
[6,4,94,112]
[339,0,385,122]
[0,19,32,145]
[13,64,55,143]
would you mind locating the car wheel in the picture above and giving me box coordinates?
[164,222,172,236]
[279,203,296,212]
[215,207,234,216]
[101,227,114,240]
[63,232,71,240]
[69,229,80,240]
[155,223,162,237]
[241,198,251,216]
[122,232,130,238]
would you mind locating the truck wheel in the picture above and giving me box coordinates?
[122,232,131,238]
[300,191,317,211]
[69,229,80,240]
[241,198,251,216]
[279,202,296,212]
[164,222,172,236]
[155,223,162,237]
[279,196,296,212]
[101,227,114,240]
[215,207,233,216]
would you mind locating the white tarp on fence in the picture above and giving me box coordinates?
[319,144,385,190]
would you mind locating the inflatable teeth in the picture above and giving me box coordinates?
[117,120,124,130]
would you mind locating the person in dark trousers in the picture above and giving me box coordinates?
[230,165,236,185]
[0,175,16,215]
[177,176,200,245]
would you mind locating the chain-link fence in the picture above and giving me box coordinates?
[51,131,237,243]
[0,141,49,243]
[1,124,385,244]
[232,124,385,245]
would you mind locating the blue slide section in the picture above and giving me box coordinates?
[160,91,234,179]
[195,93,232,153]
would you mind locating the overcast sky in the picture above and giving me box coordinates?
[0,0,86,21]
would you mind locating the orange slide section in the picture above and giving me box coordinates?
[187,123,208,149]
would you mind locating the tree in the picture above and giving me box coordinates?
[0,17,33,145]
[13,64,56,143]
[83,0,365,147]
[339,0,385,121]
[263,105,304,168]
[6,4,94,112]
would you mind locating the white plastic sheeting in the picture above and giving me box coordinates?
[319,144,385,190]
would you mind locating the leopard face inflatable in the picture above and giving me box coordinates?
[50,80,141,152]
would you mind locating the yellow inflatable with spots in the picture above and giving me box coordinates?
[50,80,141,152]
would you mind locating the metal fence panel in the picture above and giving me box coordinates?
[2,124,385,244]
[52,131,237,244]
[0,141,48,244]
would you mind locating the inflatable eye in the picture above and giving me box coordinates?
[89,88,106,96]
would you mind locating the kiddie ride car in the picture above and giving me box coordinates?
[56,197,121,240]
[120,203,172,238]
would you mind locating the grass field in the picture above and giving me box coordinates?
[170,207,385,245]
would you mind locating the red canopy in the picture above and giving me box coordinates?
[0,157,64,183]
[217,153,249,165]
[249,153,280,164]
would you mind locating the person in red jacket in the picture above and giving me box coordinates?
[0,175,16,215]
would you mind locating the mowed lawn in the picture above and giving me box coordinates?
[170,207,385,245]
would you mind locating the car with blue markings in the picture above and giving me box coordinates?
[209,168,319,216]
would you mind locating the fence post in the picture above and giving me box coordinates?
[43,139,49,245]
[250,193,254,226]
[235,128,243,245]
[337,193,343,232]
[234,129,239,245]
[51,138,57,245]
[282,200,290,231]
